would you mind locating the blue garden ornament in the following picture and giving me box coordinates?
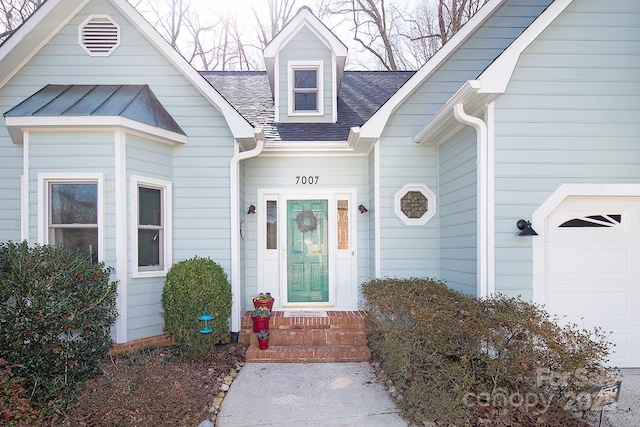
[199,307,214,334]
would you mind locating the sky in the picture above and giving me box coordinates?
[133,0,408,70]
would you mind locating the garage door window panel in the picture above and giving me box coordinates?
[559,214,622,228]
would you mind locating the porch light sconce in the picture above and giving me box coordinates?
[199,307,214,334]
[516,219,538,236]
[358,204,368,214]
[247,204,256,214]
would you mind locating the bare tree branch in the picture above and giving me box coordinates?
[252,0,298,49]
[0,0,45,44]
[1,0,491,72]
[324,0,489,70]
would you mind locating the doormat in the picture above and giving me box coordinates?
[283,310,328,318]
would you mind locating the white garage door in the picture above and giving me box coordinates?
[543,196,640,367]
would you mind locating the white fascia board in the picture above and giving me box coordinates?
[412,0,574,146]
[237,128,265,152]
[5,115,188,145]
[347,127,377,154]
[413,80,480,144]
[0,0,254,144]
[264,8,347,58]
[0,0,89,88]
[478,0,574,93]
[262,140,360,156]
[263,8,347,101]
[412,80,500,145]
[332,54,338,122]
[357,0,507,142]
[110,0,255,143]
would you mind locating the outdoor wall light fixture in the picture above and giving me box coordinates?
[516,219,538,236]
[199,307,213,334]
[247,204,256,214]
[358,204,368,213]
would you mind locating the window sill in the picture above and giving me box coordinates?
[132,270,167,279]
[288,111,323,117]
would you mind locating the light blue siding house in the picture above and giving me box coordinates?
[1,0,638,366]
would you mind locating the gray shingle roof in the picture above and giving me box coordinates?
[201,71,414,142]
[4,84,186,135]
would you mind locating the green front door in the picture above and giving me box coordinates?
[286,199,329,303]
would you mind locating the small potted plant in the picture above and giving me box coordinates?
[250,306,272,332]
[253,292,274,311]
[256,329,270,350]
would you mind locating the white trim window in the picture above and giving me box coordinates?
[39,174,104,263]
[131,176,171,277]
[288,61,324,116]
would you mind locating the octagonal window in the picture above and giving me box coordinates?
[394,184,436,226]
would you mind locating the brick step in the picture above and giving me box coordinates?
[241,310,366,330]
[248,328,367,347]
[246,345,371,363]
[239,310,368,345]
[240,310,370,363]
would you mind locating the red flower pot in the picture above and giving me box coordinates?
[258,338,269,350]
[252,316,270,333]
[253,298,274,311]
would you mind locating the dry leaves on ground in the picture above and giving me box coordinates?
[60,343,247,427]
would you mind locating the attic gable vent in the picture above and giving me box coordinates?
[79,15,120,56]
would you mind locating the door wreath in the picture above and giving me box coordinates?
[296,210,317,232]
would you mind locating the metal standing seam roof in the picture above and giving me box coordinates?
[201,70,415,142]
[4,84,186,136]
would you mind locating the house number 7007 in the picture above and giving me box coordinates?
[296,176,319,185]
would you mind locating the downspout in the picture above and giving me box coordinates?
[453,102,492,298]
[229,132,264,339]
[21,132,29,241]
[114,130,128,343]
[374,140,381,278]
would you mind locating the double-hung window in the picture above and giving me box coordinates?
[41,174,103,263]
[288,61,323,116]
[132,176,171,276]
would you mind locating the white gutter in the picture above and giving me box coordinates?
[453,102,493,298]
[356,0,507,144]
[114,130,128,343]
[374,141,381,278]
[478,0,574,94]
[230,130,264,336]
[20,132,29,241]
[408,0,574,299]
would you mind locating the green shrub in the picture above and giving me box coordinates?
[362,277,617,427]
[0,241,118,416]
[161,256,232,357]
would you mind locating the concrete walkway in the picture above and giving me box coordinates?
[214,364,640,427]
[216,363,408,426]
[600,368,640,426]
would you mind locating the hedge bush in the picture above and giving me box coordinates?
[362,277,617,426]
[161,256,232,358]
[0,241,118,416]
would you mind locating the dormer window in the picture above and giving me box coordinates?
[288,61,323,116]
[294,69,317,110]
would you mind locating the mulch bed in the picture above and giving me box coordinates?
[58,343,247,426]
